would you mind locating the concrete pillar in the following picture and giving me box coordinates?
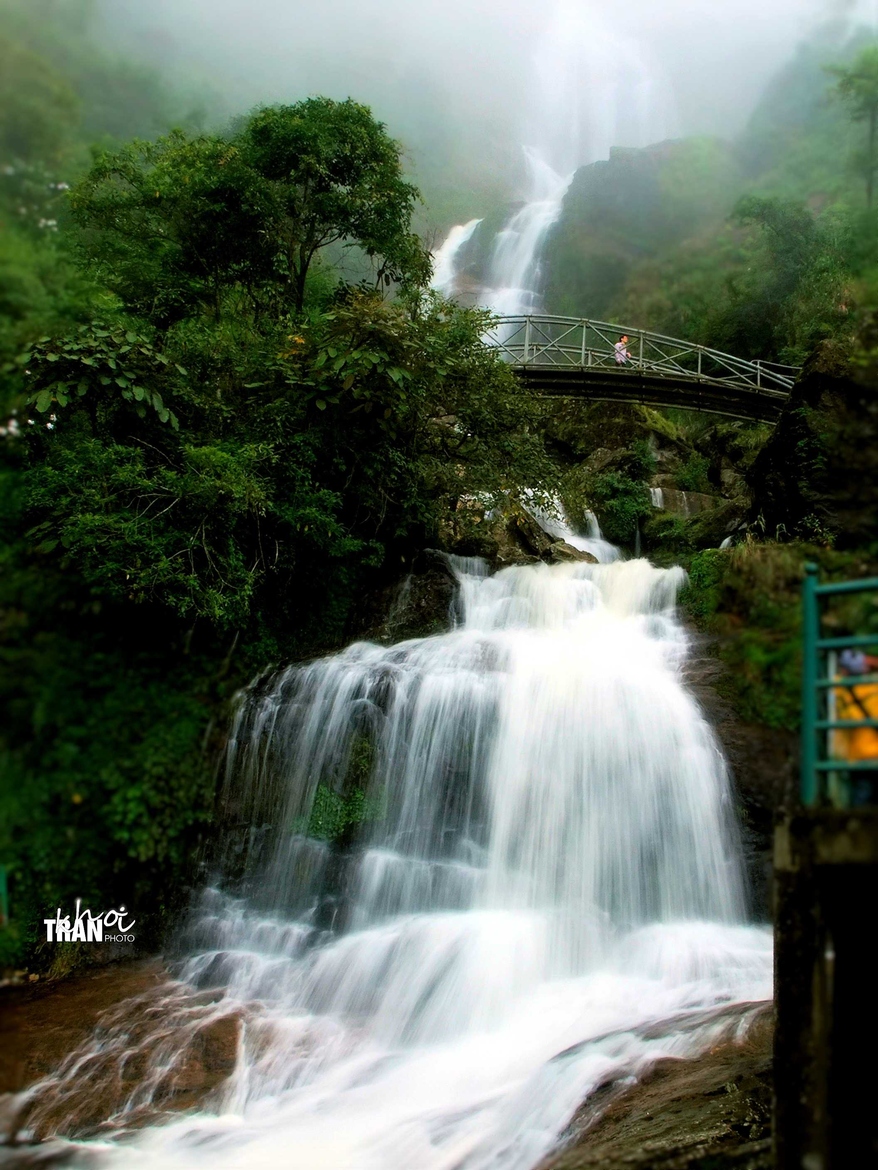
[774,811,878,1170]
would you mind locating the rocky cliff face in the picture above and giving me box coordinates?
[444,136,741,320]
[748,339,878,548]
[542,138,740,320]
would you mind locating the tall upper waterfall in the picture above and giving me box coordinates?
[433,1,678,313]
[24,544,772,1170]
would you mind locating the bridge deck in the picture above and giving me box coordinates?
[516,367,788,422]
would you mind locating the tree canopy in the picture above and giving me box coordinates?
[70,98,431,321]
[243,100,430,307]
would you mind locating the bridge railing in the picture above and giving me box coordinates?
[485,315,800,395]
[801,564,878,808]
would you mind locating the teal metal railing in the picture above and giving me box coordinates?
[0,865,7,928]
[802,563,878,807]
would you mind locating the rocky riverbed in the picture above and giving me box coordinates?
[1,962,772,1169]
[542,1008,772,1170]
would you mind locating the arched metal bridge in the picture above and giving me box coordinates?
[485,315,800,421]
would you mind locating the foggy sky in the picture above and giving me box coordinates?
[99,0,873,222]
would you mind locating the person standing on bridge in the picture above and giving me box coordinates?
[614,335,632,365]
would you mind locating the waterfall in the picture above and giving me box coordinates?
[525,499,621,563]
[21,537,772,1169]
[434,1,679,312]
[432,218,482,295]
[481,151,572,316]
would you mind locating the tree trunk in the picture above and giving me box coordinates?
[294,262,309,313]
[868,105,877,211]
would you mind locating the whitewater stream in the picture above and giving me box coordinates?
[15,535,772,1169]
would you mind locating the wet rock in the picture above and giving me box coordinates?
[153,1013,241,1108]
[660,488,720,517]
[449,500,592,570]
[197,1012,240,1074]
[685,500,749,549]
[510,510,557,559]
[541,1007,773,1170]
[378,550,458,642]
[496,508,598,567]
[0,961,169,1097]
[372,507,597,640]
[545,540,598,565]
[4,976,244,1143]
[492,532,541,569]
[683,648,797,917]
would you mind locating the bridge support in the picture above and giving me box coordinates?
[773,810,878,1170]
[516,367,786,422]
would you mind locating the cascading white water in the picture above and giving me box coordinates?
[432,218,483,296]
[434,2,679,313]
[525,500,621,563]
[21,535,772,1169]
[480,150,573,316]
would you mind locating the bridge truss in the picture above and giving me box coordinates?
[486,315,800,421]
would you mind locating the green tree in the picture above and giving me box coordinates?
[243,99,430,309]
[0,62,556,969]
[70,99,431,322]
[709,196,850,364]
[830,45,878,208]
[0,286,555,966]
[70,133,277,325]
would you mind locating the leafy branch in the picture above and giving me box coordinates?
[21,321,182,428]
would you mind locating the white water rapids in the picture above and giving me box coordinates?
[19,544,772,1169]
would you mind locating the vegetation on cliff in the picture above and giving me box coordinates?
[544,31,878,369]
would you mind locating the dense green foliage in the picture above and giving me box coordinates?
[0,13,554,968]
[3,4,878,975]
[562,464,652,547]
[70,99,429,318]
[681,544,878,731]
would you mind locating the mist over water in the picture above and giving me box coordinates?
[525,2,678,178]
[20,542,772,1170]
[435,2,678,314]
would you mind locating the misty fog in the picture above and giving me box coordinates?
[96,0,875,225]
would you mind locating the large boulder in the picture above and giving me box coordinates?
[748,340,878,547]
[541,400,685,465]
[545,540,597,564]
[508,509,557,559]
[378,549,459,642]
[485,503,597,567]
[659,488,719,517]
